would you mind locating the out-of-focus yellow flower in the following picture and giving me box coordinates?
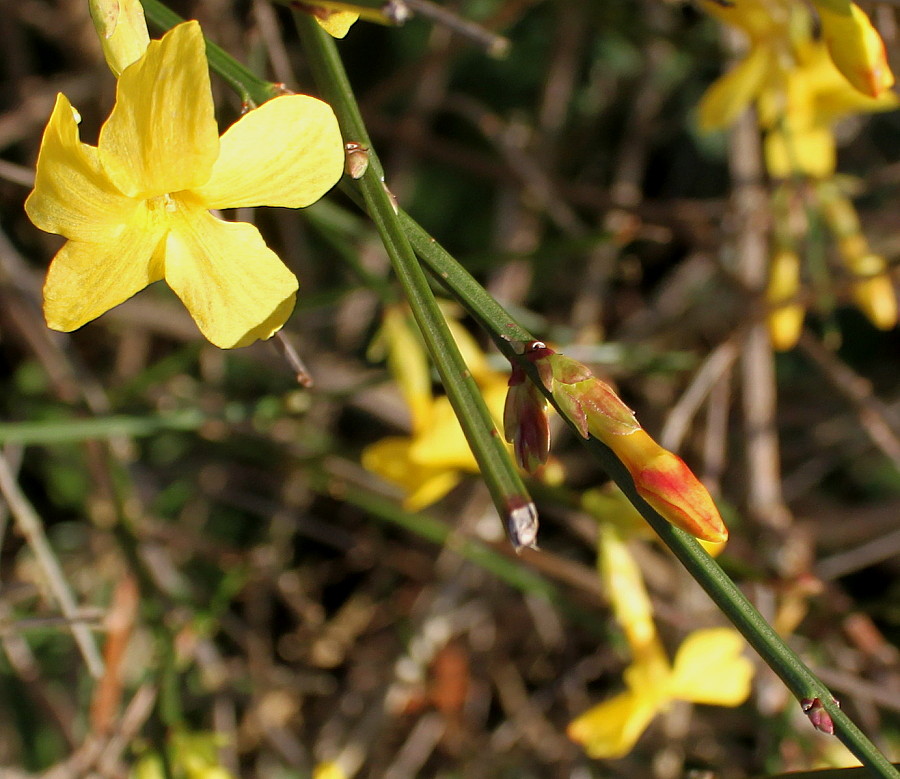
[568,627,753,759]
[698,0,897,179]
[362,306,515,510]
[89,0,150,76]
[362,370,509,510]
[25,22,344,348]
[131,731,235,779]
[817,180,898,330]
[699,0,898,337]
[760,42,897,179]
[569,525,747,758]
[312,762,349,779]
[811,0,894,98]
[767,248,805,350]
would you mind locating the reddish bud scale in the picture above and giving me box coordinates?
[528,349,639,439]
[503,379,551,473]
[801,697,838,735]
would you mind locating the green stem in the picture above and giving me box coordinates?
[295,13,537,548]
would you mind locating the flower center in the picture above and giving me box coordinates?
[146,193,179,213]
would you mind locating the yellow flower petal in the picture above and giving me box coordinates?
[89,0,150,76]
[379,305,433,434]
[195,95,343,210]
[43,214,165,332]
[567,688,661,759]
[698,45,772,131]
[409,396,479,470]
[99,22,218,197]
[162,208,298,348]
[408,381,508,470]
[765,125,836,179]
[625,640,673,700]
[315,10,360,38]
[814,0,894,97]
[668,628,753,707]
[25,94,137,243]
[361,437,462,510]
[599,526,657,652]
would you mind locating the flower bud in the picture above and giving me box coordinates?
[610,430,728,543]
[766,249,804,351]
[514,343,727,542]
[853,271,898,330]
[534,352,639,440]
[813,0,894,98]
[89,0,150,76]
[801,697,838,735]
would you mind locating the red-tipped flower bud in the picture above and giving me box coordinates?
[610,430,728,543]
[511,342,728,543]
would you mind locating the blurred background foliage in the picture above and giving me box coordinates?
[0,0,899,776]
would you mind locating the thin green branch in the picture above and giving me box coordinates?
[295,13,537,549]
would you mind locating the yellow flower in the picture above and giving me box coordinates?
[362,378,509,510]
[362,306,512,510]
[568,525,745,758]
[25,22,344,348]
[568,628,753,759]
[313,763,348,779]
[767,248,805,350]
[698,0,897,179]
[811,0,894,98]
[760,41,897,178]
